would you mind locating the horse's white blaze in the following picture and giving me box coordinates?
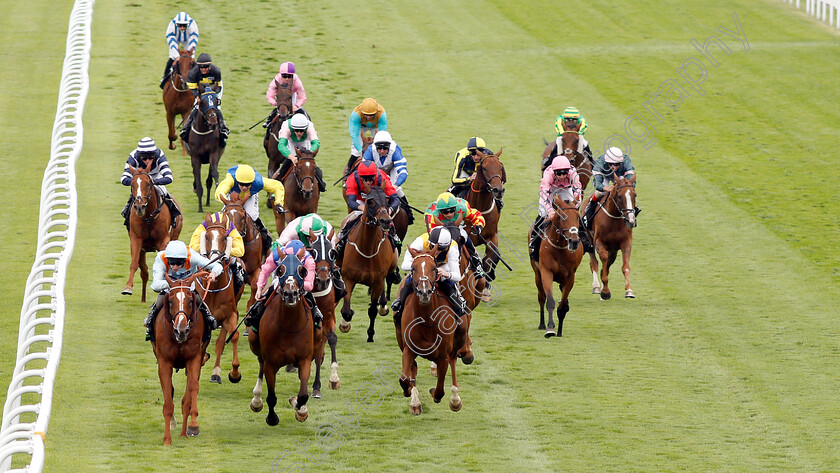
[329,362,340,384]
[133,179,144,198]
[175,313,188,331]
[624,190,632,211]
[210,230,221,253]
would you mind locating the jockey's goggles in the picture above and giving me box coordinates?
[281,73,293,79]
[375,143,390,150]
[199,64,210,69]
[139,153,155,160]
[606,161,621,167]
[439,207,456,215]
[168,258,186,267]
[238,181,252,187]
[360,175,375,182]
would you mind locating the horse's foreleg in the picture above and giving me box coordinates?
[228,311,241,383]
[158,361,175,446]
[431,357,449,403]
[534,265,546,330]
[448,356,462,412]
[621,240,634,298]
[598,244,616,301]
[250,359,264,412]
[166,111,177,150]
[124,236,142,297]
[184,355,202,437]
[211,322,226,384]
[193,161,203,213]
[264,362,279,426]
[139,250,148,303]
[558,276,575,337]
[540,267,557,338]
[292,359,312,422]
[589,252,601,294]
[339,279,355,332]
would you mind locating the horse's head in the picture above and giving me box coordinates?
[561,131,581,165]
[294,156,317,199]
[610,174,637,228]
[408,248,437,305]
[476,149,506,200]
[549,192,581,252]
[129,164,155,217]
[173,50,195,85]
[201,214,230,261]
[364,186,392,232]
[308,234,336,293]
[164,273,201,344]
[221,193,250,236]
[275,250,307,306]
[274,80,294,119]
[198,88,219,125]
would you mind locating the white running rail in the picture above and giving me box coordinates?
[0,0,93,471]
[782,0,840,28]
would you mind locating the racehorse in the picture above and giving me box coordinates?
[531,193,584,338]
[546,130,593,189]
[185,88,224,212]
[263,80,295,178]
[309,233,338,397]
[588,175,637,300]
[465,149,506,281]
[163,49,195,152]
[122,163,183,302]
[395,249,469,415]
[278,153,320,225]
[195,215,243,384]
[248,250,316,424]
[221,193,266,309]
[151,272,209,445]
[338,186,397,342]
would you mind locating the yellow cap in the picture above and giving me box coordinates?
[235,164,255,183]
[359,98,379,115]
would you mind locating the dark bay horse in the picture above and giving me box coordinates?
[163,50,195,152]
[395,249,470,415]
[465,150,506,281]
[221,194,266,309]
[309,234,341,395]
[151,272,209,445]
[589,175,637,300]
[248,250,315,424]
[195,215,242,384]
[531,194,584,338]
[263,80,295,178]
[542,130,593,189]
[122,163,183,301]
[338,187,397,342]
[185,88,224,212]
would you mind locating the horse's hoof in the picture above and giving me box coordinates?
[285,364,297,373]
[329,380,341,390]
[625,290,635,298]
[339,320,351,333]
[409,404,422,416]
[450,399,462,412]
[429,388,444,403]
[202,352,210,365]
[312,390,321,399]
[600,291,611,301]
[228,372,242,384]
[121,288,132,296]
[266,412,279,426]
[592,287,601,294]
[378,306,389,317]
[186,425,199,437]
[295,406,309,422]
[250,400,263,412]
[538,324,546,330]
[209,374,222,384]
[366,336,374,343]
[544,330,557,339]
[461,353,474,365]
[430,364,438,377]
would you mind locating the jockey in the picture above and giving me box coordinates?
[274,113,327,192]
[361,131,413,224]
[529,156,583,260]
[180,53,229,147]
[334,161,401,262]
[542,107,592,169]
[344,98,387,175]
[424,192,489,285]
[188,212,248,295]
[449,137,504,210]
[276,213,346,300]
[263,61,309,139]
[145,240,222,342]
[120,137,181,230]
[252,239,323,330]
[582,146,639,232]
[214,164,284,253]
[390,226,468,323]
[160,12,199,89]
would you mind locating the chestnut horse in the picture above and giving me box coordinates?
[221,194,266,309]
[309,234,337,397]
[248,250,315,424]
[279,153,320,225]
[588,175,637,300]
[263,80,295,178]
[531,194,584,338]
[122,163,183,302]
[163,50,195,152]
[465,150,506,281]
[195,216,243,385]
[338,187,397,342]
[151,272,209,445]
[395,249,470,415]
[185,88,224,212]
[542,130,593,189]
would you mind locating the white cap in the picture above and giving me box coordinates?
[374,131,392,146]
[164,240,188,259]
[289,114,309,130]
[137,137,156,152]
[429,226,452,248]
[605,147,624,163]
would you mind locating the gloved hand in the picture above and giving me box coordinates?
[473,224,484,235]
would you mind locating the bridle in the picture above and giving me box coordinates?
[546,205,580,250]
[294,157,316,197]
[224,204,258,246]
[195,223,233,293]
[167,284,197,344]
[132,172,163,223]
[410,253,438,303]
[470,155,505,213]
[193,91,219,134]
[600,182,637,227]
[169,53,193,93]
[310,235,336,297]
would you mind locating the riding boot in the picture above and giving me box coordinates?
[529,216,546,261]
[582,143,593,163]
[303,292,323,330]
[439,280,468,318]
[145,293,166,341]
[276,158,293,181]
[331,268,347,300]
[449,183,469,199]
[390,276,414,325]
[180,108,196,141]
[232,259,246,294]
[469,252,488,283]
[121,197,133,230]
[388,226,402,255]
[583,198,598,231]
[195,295,218,343]
[334,217,360,265]
[315,167,327,192]
[263,108,277,128]
[254,218,273,255]
[399,195,415,225]
[160,57,174,89]
[163,194,181,228]
[579,216,594,254]
[245,286,273,331]
[345,154,359,174]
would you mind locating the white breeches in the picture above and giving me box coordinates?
[155,185,170,196]
[288,140,312,158]
[244,193,260,221]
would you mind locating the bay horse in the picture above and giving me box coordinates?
[338,186,397,342]
[163,49,195,152]
[589,175,637,300]
[151,271,209,445]
[221,193,266,309]
[122,163,183,302]
[248,250,315,424]
[278,152,320,225]
[195,215,242,385]
[531,193,584,338]
[542,130,593,189]
[185,88,224,212]
[263,80,295,178]
[465,149,506,281]
[395,249,470,415]
[309,234,337,397]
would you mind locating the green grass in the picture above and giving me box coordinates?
[2,0,840,471]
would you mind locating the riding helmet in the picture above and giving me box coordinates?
[604,147,625,163]
[235,164,256,183]
[359,98,379,115]
[553,156,571,170]
[197,53,212,65]
[428,226,453,249]
[165,240,189,259]
[373,131,392,148]
[357,162,378,177]
[467,137,486,151]
[435,192,458,212]
[279,62,296,74]
[289,114,309,131]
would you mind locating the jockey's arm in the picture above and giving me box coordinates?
[392,147,408,186]
[266,76,279,106]
[377,112,387,131]
[188,224,204,253]
[451,153,470,184]
[120,161,134,186]
[256,256,279,296]
[400,237,424,271]
[293,76,306,109]
[229,228,245,257]
[347,195,363,212]
[150,255,169,293]
[387,193,400,214]
[441,245,462,282]
[214,173,235,201]
[277,137,293,158]
[191,252,223,279]
[348,112,363,151]
[302,257,316,292]
[276,224,297,247]
[261,178,285,207]
[465,206,486,228]
[309,138,320,152]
